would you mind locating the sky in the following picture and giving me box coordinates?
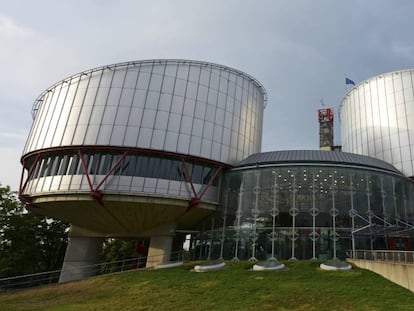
[1,0,414,191]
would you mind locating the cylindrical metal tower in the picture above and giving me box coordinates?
[19,59,267,236]
[340,69,414,178]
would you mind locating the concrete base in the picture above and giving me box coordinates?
[59,227,103,283]
[145,224,175,268]
[347,259,414,292]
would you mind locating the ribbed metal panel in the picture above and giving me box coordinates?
[235,150,402,175]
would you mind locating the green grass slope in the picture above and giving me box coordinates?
[0,261,413,311]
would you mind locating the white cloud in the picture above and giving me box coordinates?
[0,14,84,103]
[0,14,32,38]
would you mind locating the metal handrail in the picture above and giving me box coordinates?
[353,249,414,264]
[0,250,184,292]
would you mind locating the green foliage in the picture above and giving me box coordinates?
[0,185,69,278]
[100,239,139,263]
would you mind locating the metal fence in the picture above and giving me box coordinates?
[353,250,414,264]
[0,251,184,292]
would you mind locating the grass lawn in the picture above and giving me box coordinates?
[0,260,413,311]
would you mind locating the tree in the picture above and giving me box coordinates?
[100,239,141,262]
[0,185,69,278]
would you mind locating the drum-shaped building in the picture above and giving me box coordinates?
[340,69,414,178]
[19,59,267,280]
[193,150,414,261]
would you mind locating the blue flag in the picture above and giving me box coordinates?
[345,77,355,86]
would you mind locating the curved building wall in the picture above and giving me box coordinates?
[21,60,266,204]
[340,69,414,177]
[24,59,266,164]
[191,151,414,260]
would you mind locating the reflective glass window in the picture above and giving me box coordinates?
[192,164,203,184]
[67,154,79,175]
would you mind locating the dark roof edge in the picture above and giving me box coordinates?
[234,150,403,176]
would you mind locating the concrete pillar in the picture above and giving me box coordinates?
[145,223,176,268]
[59,226,103,283]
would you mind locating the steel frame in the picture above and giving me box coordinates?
[19,145,229,209]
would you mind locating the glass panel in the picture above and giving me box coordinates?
[192,164,203,184]
[67,154,79,175]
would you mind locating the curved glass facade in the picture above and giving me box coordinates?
[340,69,414,177]
[23,149,220,201]
[191,155,414,261]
